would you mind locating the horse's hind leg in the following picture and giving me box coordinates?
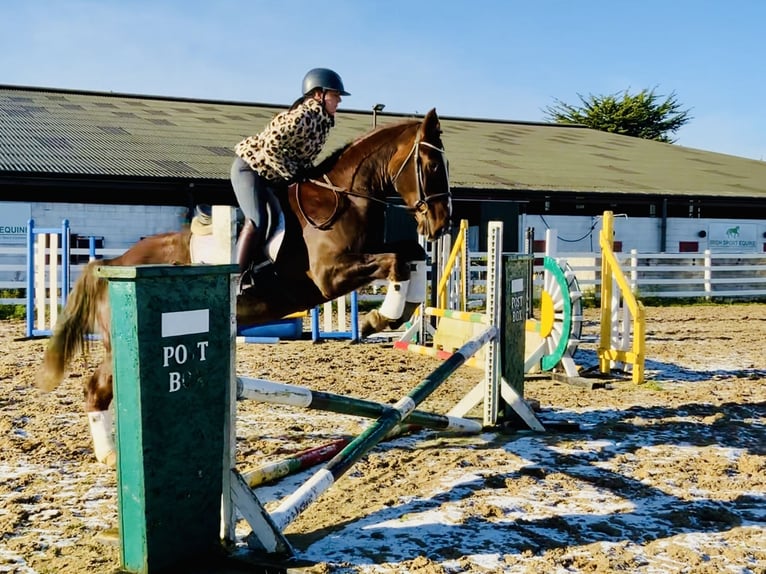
[84,359,116,467]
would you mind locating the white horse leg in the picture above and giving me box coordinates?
[379,279,411,320]
[404,260,427,305]
[361,260,427,337]
[88,410,117,467]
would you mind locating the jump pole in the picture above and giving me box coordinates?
[393,304,489,369]
[242,439,350,487]
[237,376,482,434]
[268,323,497,531]
[240,422,421,488]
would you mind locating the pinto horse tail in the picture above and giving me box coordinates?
[36,260,106,392]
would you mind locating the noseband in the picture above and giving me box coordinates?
[392,133,451,215]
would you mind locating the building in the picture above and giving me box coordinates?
[1,84,765,255]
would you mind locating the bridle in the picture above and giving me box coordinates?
[298,130,451,229]
[391,133,451,215]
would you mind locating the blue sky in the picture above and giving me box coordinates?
[3,0,764,161]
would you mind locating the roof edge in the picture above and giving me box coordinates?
[0,82,578,129]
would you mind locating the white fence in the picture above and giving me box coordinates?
[358,250,766,306]
[2,245,766,307]
[563,250,766,299]
[464,250,766,302]
[0,245,125,306]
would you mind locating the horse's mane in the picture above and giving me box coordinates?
[305,144,351,179]
[304,119,419,180]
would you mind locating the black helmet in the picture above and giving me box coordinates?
[302,68,350,96]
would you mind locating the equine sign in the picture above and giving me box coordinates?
[0,202,31,244]
[708,222,757,252]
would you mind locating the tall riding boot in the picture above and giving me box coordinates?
[236,218,263,273]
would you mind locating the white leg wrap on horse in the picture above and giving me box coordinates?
[88,410,116,464]
[405,260,427,303]
[379,279,410,319]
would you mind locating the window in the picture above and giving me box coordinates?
[679,241,699,253]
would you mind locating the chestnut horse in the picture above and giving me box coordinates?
[36,108,452,465]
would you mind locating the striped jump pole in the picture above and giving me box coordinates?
[242,439,350,487]
[423,306,489,324]
[237,376,482,434]
[241,419,422,488]
[268,324,497,531]
[393,306,490,368]
[392,340,484,369]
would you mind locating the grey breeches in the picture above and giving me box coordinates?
[230,157,280,232]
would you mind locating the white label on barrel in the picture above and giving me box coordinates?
[511,278,524,293]
[161,309,210,337]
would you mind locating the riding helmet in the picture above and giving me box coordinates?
[302,68,350,96]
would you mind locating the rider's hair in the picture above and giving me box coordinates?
[289,94,312,111]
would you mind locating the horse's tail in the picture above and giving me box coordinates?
[36,260,106,392]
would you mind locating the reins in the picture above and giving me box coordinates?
[297,130,450,230]
[312,174,390,207]
[294,173,391,230]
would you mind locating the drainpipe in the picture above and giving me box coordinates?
[660,198,668,252]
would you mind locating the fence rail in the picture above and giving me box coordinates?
[468,250,766,301]
[0,246,124,306]
[3,245,766,307]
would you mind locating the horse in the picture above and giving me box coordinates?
[35,108,452,466]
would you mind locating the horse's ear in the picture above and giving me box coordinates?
[420,108,442,140]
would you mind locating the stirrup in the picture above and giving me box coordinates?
[238,258,272,292]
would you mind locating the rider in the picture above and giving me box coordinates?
[231,67,350,275]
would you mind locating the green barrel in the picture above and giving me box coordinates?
[98,264,237,574]
[501,255,531,421]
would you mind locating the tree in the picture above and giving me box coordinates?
[542,88,692,143]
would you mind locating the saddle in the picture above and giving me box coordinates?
[189,203,285,266]
[189,178,346,267]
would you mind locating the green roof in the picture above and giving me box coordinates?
[1,84,765,199]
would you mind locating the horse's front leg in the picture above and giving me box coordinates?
[359,257,429,337]
[362,241,429,336]
[311,241,427,338]
[312,251,406,297]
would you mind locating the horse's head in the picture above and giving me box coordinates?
[391,108,452,241]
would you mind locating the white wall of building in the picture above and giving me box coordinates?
[6,201,766,256]
[0,202,191,291]
[0,202,188,249]
[519,214,766,254]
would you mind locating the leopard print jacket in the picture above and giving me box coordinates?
[234,98,335,182]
